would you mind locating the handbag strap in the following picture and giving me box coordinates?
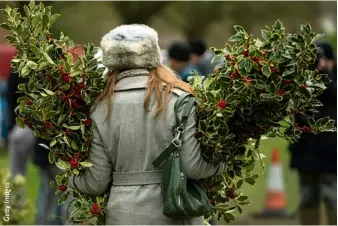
[152,93,195,168]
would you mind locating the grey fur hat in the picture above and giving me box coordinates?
[100,24,162,70]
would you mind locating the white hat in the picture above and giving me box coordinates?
[100,24,162,71]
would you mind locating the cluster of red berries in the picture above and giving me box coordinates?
[217,99,227,110]
[57,185,67,192]
[90,203,101,216]
[82,118,92,127]
[69,152,81,169]
[295,123,312,133]
[226,188,237,199]
[43,121,54,129]
[25,99,32,105]
[23,117,33,129]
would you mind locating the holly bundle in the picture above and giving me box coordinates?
[191,21,336,222]
[1,1,336,224]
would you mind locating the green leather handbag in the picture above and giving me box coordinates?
[152,93,213,218]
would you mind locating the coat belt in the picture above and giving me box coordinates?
[112,170,163,186]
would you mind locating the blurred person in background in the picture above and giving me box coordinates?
[33,138,63,225]
[288,41,337,225]
[6,70,35,179]
[167,41,201,82]
[188,38,213,77]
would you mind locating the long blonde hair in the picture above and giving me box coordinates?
[96,64,194,119]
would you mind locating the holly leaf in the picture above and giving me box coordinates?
[43,52,55,65]
[16,117,24,128]
[80,162,93,167]
[262,66,271,77]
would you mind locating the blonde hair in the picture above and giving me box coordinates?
[96,64,194,119]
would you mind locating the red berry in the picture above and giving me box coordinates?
[271,67,278,73]
[65,129,71,136]
[71,111,77,116]
[90,203,101,216]
[25,99,32,105]
[216,99,227,110]
[231,61,236,66]
[283,80,293,85]
[57,185,67,192]
[63,95,70,103]
[61,72,71,83]
[274,47,277,52]
[24,117,30,125]
[210,200,215,206]
[243,49,249,57]
[243,77,253,84]
[263,50,268,56]
[252,56,260,63]
[82,119,91,127]
[300,84,308,89]
[276,89,286,96]
[69,159,79,169]
[302,126,312,133]
[227,188,237,199]
[71,99,79,109]
[226,54,231,61]
[43,121,53,129]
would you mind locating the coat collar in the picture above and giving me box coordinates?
[114,69,149,91]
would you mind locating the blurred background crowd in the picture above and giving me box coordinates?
[0,1,337,225]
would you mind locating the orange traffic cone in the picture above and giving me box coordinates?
[253,148,293,218]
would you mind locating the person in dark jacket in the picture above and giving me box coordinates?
[288,41,337,225]
[6,70,35,178]
[188,38,213,77]
[167,41,201,82]
[34,138,63,225]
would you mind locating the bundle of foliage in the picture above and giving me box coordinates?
[1,1,335,224]
[1,2,107,224]
[192,21,336,222]
[0,168,34,225]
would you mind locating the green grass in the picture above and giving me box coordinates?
[0,138,300,225]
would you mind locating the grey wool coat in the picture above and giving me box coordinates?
[70,69,225,225]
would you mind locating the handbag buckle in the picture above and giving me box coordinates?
[172,137,181,148]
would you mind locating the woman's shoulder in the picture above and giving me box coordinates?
[171,88,193,98]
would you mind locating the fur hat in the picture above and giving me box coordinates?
[100,24,162,70]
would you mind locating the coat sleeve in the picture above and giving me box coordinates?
[178,99,225,179]
[69,120,113,196]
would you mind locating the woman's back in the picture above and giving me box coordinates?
[69,24,224,225]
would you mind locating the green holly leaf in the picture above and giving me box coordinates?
[26,61,38,70]
[43,52,55,65]
[233,25,245,33]
[50,181,55,189]
[228,34,244,42]
[261,30,270,41]
[69,125,81,130]
[73,169,79,175]
[58,193,69,205]
[21,66,31,77]
[29,0,36,9]
[80,162,93,167]
[55,159,70,170]
[96,196,104,203]
[71,140,79,150]
[262,66,271,77]
[0,23,11,31]
[244,177,255,185]
[16,117,25,128]
[48,149,55,163]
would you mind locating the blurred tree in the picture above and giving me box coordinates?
[112,1,170,24]
[163,2,226,39]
